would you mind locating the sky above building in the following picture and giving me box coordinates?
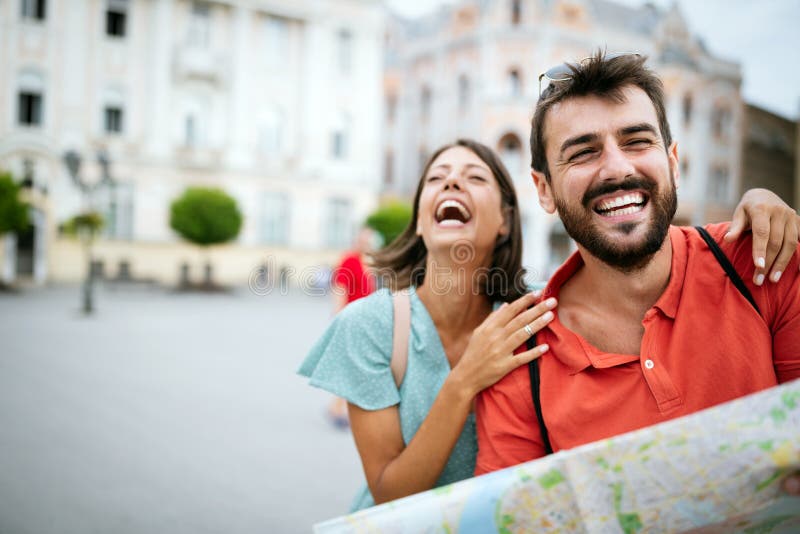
[385,0,800,120]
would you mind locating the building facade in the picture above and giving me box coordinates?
[0,0,384,286]
[741,103,797,209]
[383,0,744,279]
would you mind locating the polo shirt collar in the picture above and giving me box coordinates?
[542,249,592,374]
[542,225,688,373]
[652,226,688,320]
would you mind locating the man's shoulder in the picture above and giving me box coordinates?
[678,222,754,272]
[484,358,532,397]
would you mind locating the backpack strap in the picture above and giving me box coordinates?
[527,335,554,455]
[390,290,411,388]
[527,227,762,456]
[695,226,761,316]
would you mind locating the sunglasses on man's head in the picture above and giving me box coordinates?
[537,52,642,98]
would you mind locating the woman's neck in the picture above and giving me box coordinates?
[415,257,494,336]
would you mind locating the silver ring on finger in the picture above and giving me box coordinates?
[524,323,534,336]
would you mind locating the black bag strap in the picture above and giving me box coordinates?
[527,334,553,455]
[695,226,761,316]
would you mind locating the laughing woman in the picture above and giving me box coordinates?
[298,138,799,511]
[299,139,552,509]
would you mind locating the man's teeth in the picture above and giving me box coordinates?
[603,205,644,216]
[596,193,646,216]
[597,193,644,212]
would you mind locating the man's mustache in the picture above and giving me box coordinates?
[582,177,657,208]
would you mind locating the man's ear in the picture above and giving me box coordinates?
[668,141,680,190]
[532,169,556,214]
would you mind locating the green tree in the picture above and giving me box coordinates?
[0,172,29,236]
[169,187,243,289]
[366,201,413,246]
[61,211,105,239]
[169,187,243,246]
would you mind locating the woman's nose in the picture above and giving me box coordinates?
[443,172,462,190]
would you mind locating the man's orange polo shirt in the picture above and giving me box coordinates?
[475,223,800,475]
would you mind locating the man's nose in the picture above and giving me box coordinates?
[598,142,636,181]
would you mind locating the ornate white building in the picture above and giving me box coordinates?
[0,0,384,285]
[382,0,743,279]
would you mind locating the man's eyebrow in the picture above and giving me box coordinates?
[619,123,658,136]
[559,133,598,158]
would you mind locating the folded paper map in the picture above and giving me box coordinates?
[315,379,800,533]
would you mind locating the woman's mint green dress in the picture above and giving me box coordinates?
[298,286,477,511]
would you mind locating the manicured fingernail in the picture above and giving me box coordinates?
[771,271,782,283]
[724,232,732,240]
[539,344,549,353]
[756,257,766,268]
[542,311,554,321]
[544,298,557,308]
[532,289,542,297]
[755,274,765,286]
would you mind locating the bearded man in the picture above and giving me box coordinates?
[474,52,800,497]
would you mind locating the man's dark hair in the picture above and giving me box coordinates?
[530,51,672,181]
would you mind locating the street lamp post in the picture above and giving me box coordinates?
[62,149,115,314]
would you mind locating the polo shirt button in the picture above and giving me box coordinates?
[644,359,655,369]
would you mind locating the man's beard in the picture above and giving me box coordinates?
[553,176,678,272]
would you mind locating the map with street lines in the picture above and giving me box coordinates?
[315,380,800,533]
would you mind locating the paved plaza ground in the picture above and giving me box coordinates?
[0,284,364,533]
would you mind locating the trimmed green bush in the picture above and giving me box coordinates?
[366,201,413,246]
[169,187,243,246]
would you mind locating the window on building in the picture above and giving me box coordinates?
[458,74,470,112]
[261,108,285,156]
[682,93,692,126]
[712,104,731,138]
[104,106,123,133]
[418,146,429,175]
[188,1,211,48]
[337,29,353,75]
[420,85,432,120]
[331,112,350,160]
[106,0,127,37]
[709,165,729,202]
[103,182,134,240]
[265,15,289,67]
[680,157,689,184]
[21,0,46,21]
[262,192,291,245]
[384,150,394,187]
[509,68,522,97]
[386,94,397,123]
[18,91,43,126]
[511,0,522,25]
[324,198,352,249]
[185,115,197,147]
[498,133,522,175]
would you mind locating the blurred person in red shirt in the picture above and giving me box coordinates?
[327,226,379,428]
[332,226,379,313]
